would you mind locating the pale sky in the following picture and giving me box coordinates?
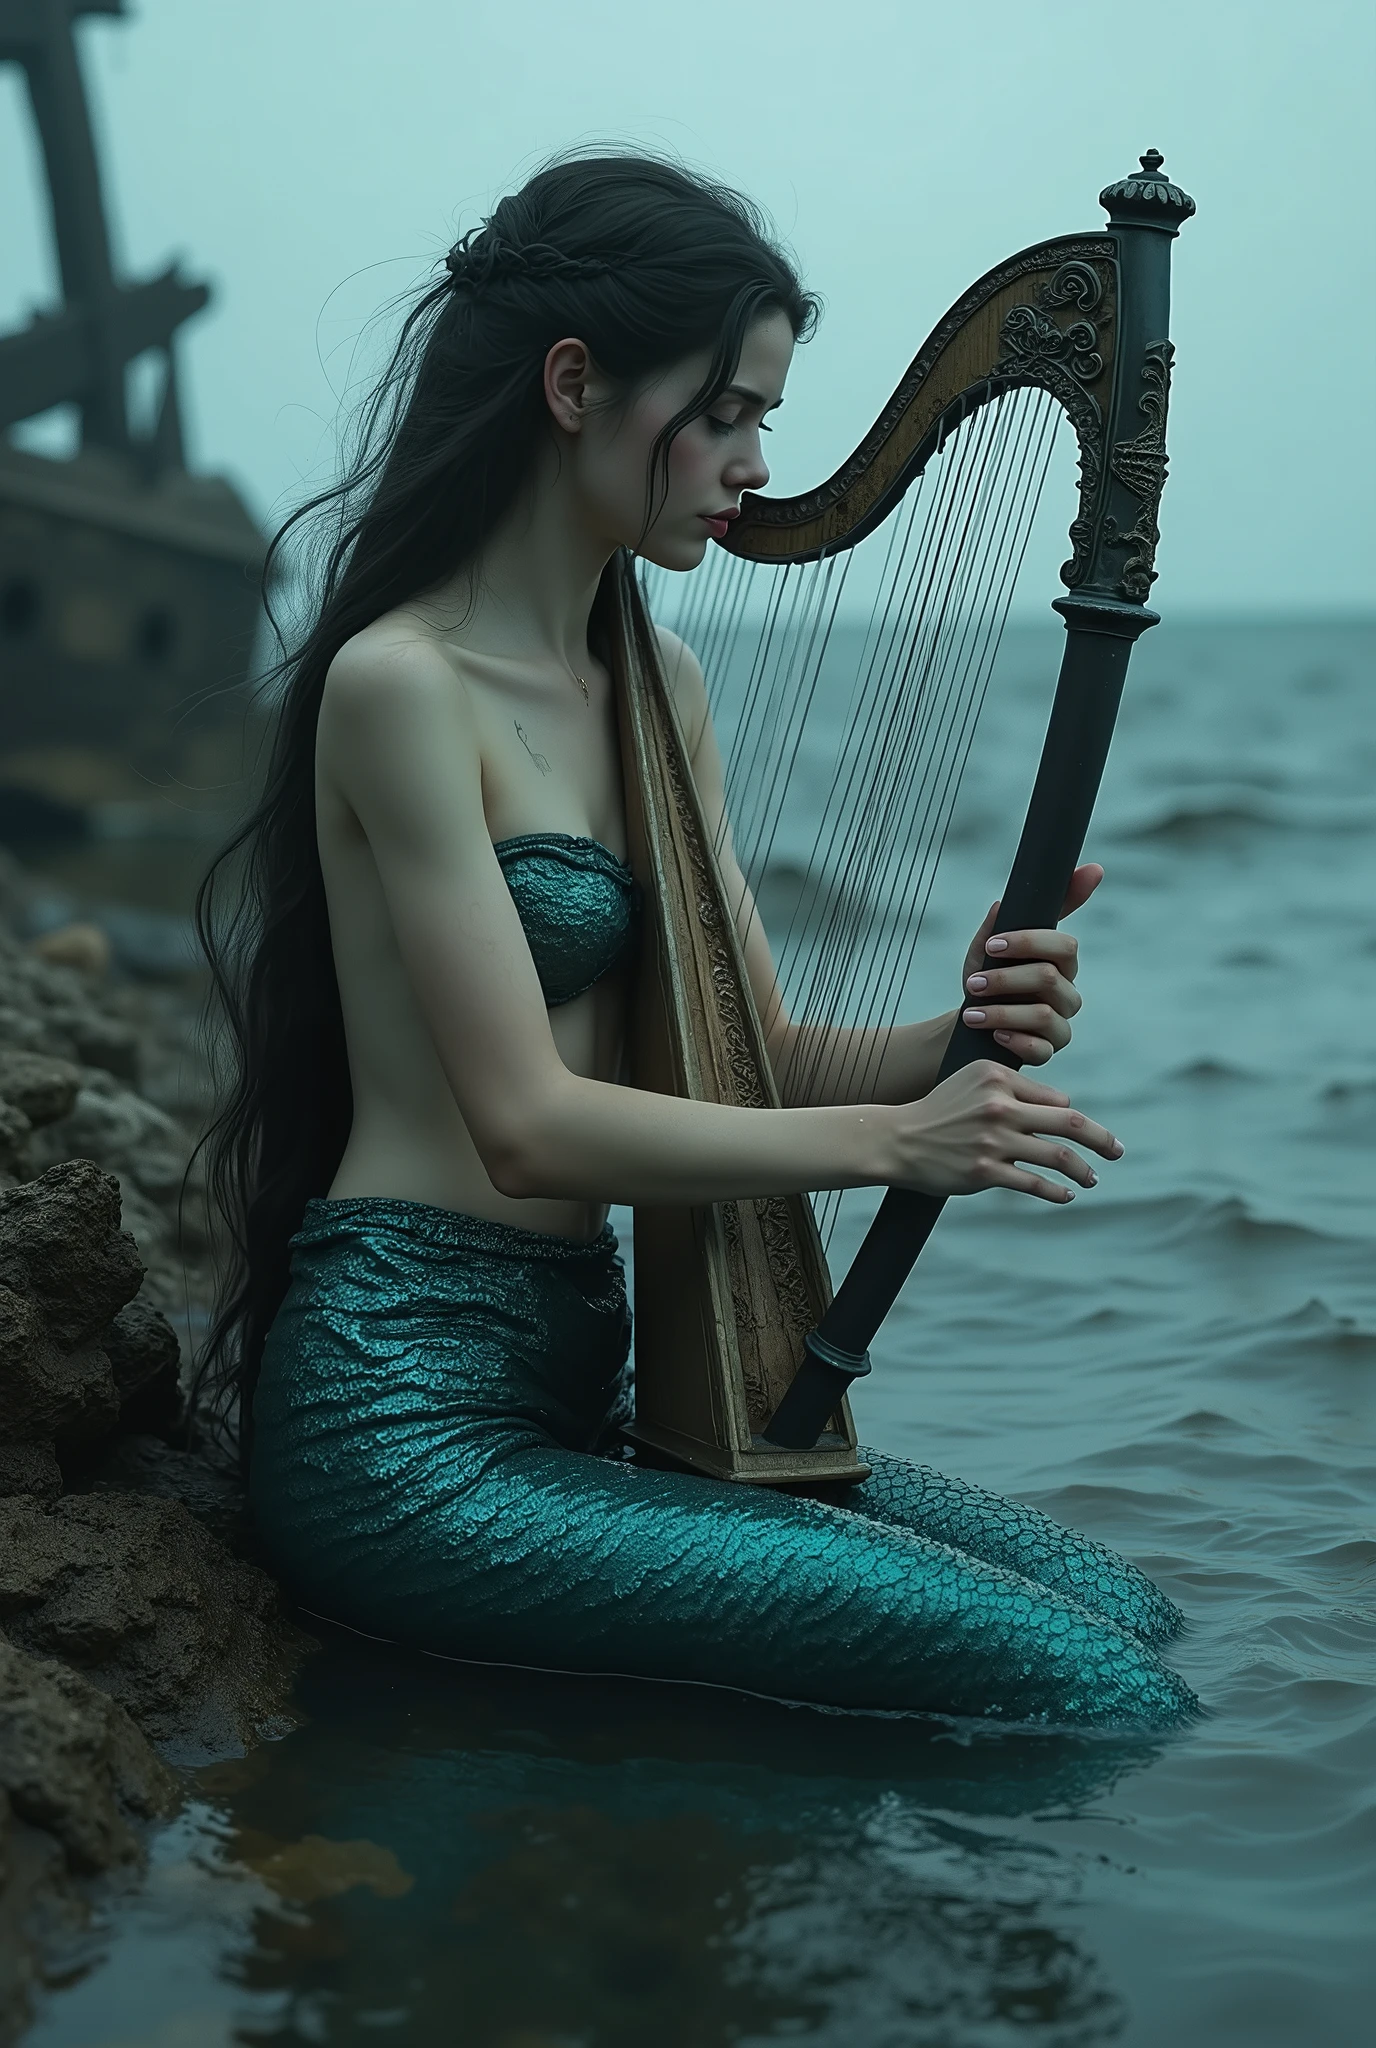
[2,0,1373,614]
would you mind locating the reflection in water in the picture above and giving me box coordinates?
[190,1631,1146,2046]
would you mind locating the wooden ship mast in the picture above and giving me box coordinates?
[0,0,266,824]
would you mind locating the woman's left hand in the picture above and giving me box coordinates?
[958,863,1103,1065]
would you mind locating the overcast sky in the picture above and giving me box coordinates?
[3,0,1373,613]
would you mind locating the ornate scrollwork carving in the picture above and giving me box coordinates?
[1040,260,1103,312]
[999,264,1106,383]
[757,1197,816,1345]
[1102,341,1174,601]
[993,264,1110,589]
[658,706,816,1361]
[999,304,1103,384]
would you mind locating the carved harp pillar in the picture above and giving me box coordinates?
[615,153,1195,1482]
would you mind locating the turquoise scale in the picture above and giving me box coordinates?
[250,834,1197,1729]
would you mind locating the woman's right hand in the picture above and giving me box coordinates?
[885,1060,1124,1204]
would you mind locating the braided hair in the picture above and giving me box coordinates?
[193,151,817,1466]
[443,231,610,289]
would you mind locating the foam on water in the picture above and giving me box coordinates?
[28,620,1375,2047]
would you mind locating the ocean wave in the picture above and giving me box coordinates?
[1107,788,1376,845]
[1312,1078,1376,1145]
[1162,1058,1266,1086]
[993,1190,1370,1257]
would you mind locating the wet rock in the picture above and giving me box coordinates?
[0,1444,61,1500]
[0,1160,143,1352]
[0,1636,178,1873]
[0,1290,119,1449]
[0,1635,179,2046]
[0,1051,81,1130]
[0,1493,314,1757]
[102,1300,183,1439]
[0,1783,72,2048]
[91,1436,250,1554]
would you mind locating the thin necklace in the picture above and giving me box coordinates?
[572,670,589,707]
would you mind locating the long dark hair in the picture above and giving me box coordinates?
[194,151,817,1467]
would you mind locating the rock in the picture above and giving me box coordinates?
[30,924,111,980]
[0,1494,314,1756]
[30,1070,186,1202]
[0,1781,72,2048]
[0,1290,119,1448]
[0,946,140,1083]
[0,1164,160,1450]
[92,1436,250,1553]
[29,1069,191,1222]
[62,1013,141,1086]
[101,1300,183,1438]
[0,1160,143,1351]
[0,1636,178,1873]
[0,1008,46,1056]
[0,1444,61,1500]
[0,1051,81,1130]
[0,1103,30,1180]
[103,1300,180,1399]
[0,1635,179,2046]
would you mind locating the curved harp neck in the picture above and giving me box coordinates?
[726,152,1195,619]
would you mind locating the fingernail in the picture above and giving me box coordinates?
[1086,1169,1098,1186]
[966,974,988,992]
[963,1009,987,1024]
[1063,1187,1076,1201]
[985,937,1009,953]
[1111,1139,1124,1158]
[993,1030,1012,1044]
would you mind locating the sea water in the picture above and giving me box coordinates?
[26,618,1374,2048]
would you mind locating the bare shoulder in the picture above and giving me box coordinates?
[324,614,471,729]
[318,614,485,836]
[653,624,710,753]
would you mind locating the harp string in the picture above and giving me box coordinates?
[723,555,843,869]
[642,385,1068,1245]
[805,390,1063,1240]
[781,397,1010,1045]
[809,388,1062,1117]
[776,392,1028,1087]
[805,393,1061,1206]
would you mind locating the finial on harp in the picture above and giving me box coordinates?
[1100,149,1196,232]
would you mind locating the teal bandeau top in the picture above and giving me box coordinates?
[493,832,640,1008]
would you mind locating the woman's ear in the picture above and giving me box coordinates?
[543,338,592,434]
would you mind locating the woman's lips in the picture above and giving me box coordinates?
[700,514,733,540]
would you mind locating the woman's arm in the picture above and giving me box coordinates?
[655,630,1095,1108]
[320,636,1120,1208]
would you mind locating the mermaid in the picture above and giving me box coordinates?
[199,154,1196,1729]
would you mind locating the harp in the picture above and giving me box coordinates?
[612,153,1195,1484]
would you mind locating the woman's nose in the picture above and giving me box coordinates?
[730,438,769,493]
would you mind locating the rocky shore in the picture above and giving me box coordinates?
[0,854,314,2044]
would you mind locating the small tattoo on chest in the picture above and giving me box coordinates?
[514,720,551,776]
